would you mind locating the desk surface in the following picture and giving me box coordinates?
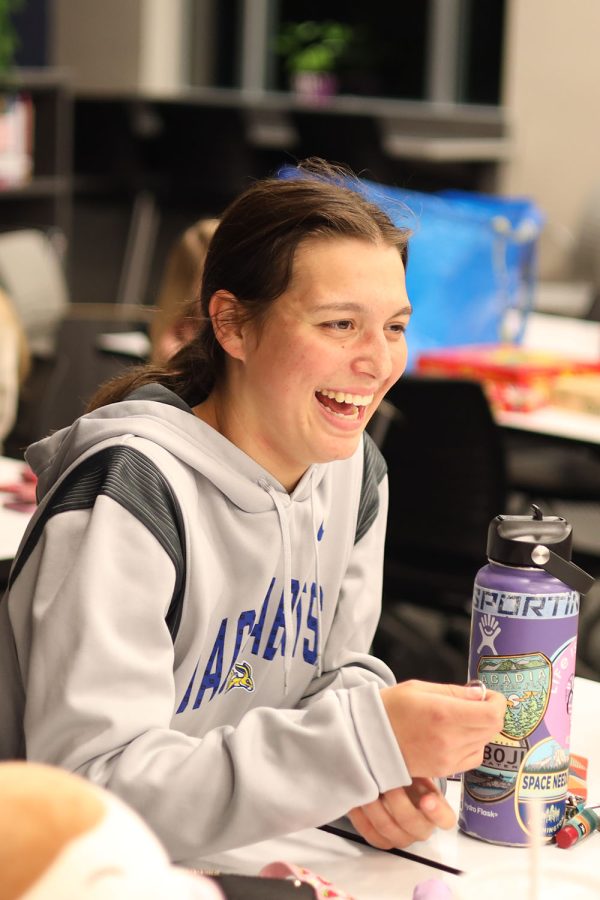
[196,677,600,900]
[496,312,600,446]
[497,405,600,446]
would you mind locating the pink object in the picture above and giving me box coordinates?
[412,878,453,899]
[292,72,338,104]
[260,860,355,898]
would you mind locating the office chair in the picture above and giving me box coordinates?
[506,432,600,504]
[0,229,69,359]
[370,375,508,681]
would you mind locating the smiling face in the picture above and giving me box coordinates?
[198,237,411,490]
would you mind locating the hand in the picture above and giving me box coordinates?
[347,777,455,850]
[380,679,507,778]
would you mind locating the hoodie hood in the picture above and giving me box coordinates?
[27,385,327,512]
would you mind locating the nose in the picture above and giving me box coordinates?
[352,329,397,382]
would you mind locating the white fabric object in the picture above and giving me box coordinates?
[0,229,68,356]
[21,786,224,900]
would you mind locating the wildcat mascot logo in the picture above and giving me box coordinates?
[225,661,255,693]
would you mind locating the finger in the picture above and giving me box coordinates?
[407,779,456,831]
[403,680,506,722]
[380,788,436,844]
[402,680,482,700]
[364,794,427,846]
[347,805,395,850]
[418,792,456,830]
[406,679,499,705]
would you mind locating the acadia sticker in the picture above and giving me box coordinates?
[477,652,551,739]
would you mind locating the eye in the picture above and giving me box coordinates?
[322,319,354,331]
[387,321,409,335]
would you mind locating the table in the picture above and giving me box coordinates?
[0,456,33,564]
[193,677,600,900]
[497,405,600,447]
[496,312,600,447]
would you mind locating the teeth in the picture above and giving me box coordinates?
[318,389,373,406]
[331,407,359,420]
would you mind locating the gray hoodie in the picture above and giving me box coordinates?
[0,385,410,863]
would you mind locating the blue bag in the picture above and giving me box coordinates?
[358,180,545,369]
[278,166,545,371]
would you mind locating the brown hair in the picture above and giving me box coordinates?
[88,158,410,411]
[150,218,219,364]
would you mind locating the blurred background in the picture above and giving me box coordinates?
[6,0,600,300]
[3,0,600,683]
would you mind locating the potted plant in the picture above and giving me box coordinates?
[275,20,354,101]
[0,0,24,75]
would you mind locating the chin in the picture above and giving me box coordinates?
[319,434,363,464]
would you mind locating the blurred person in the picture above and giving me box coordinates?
[0,287,29,455]
[151,218,219,364]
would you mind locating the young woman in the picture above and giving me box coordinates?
[0,160,505,864]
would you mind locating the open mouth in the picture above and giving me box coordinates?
[315,389,373,421]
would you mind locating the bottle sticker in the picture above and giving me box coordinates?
[515,736,570,838]
[464,734,529,803]
[478,652,551,739]
[545,638,577,749]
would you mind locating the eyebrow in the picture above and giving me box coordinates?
[312,302,413,316]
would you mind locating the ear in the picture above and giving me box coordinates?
[209,290,246,362]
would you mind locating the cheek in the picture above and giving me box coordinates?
[397,341,409,376]
[386,339,409,386]
[262,347,315,403]
[283,342,324,382]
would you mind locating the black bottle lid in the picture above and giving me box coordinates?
[487,504,595,595]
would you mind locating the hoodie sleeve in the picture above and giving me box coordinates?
[9,477,410,864]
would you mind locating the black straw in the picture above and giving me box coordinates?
[318,823,464,876]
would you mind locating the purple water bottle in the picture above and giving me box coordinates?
[459,505,594,846]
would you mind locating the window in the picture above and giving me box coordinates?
[192,0,507,104]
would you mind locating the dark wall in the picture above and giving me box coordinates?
[12,0,49,66]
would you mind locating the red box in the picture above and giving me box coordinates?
[416,344,600,412]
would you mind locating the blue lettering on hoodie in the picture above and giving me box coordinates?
[263,579,304,661]
[175,577,323,714]
[291,580,302,657]
[263,592,286,660]
[192,618,227,709]
[248,579,274,655]
[304,584,324,664]
[176,659,200,714]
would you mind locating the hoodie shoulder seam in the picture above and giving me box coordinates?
[355,433,387,544]
[10,445,187,641]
